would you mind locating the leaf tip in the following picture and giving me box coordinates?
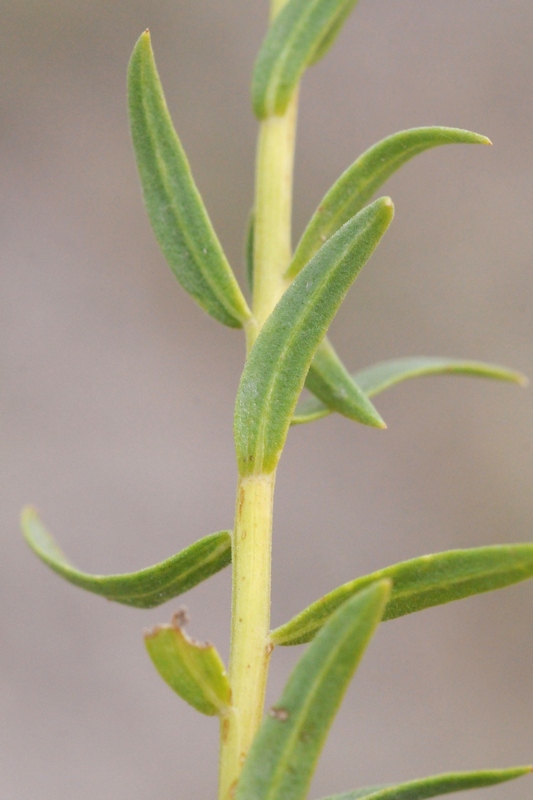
[380,196,395,222]
[20,504,39,533]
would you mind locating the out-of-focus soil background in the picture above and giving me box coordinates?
[2,1,533,798]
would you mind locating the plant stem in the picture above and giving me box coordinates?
[218,3,298,795]
[218,473,275,800]
[249,90,298,341]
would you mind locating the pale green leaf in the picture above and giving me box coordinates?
[319,767,532,800]
[128,31,251,328]
[252,0,361,119]
[293,357,526,425]
[287,127,490,280]
[305,338,385,428]
[234,198,394,477]
[271,543,533,646]
[145,611,232,716]
[21,507,231,609]
[235,581,391,800]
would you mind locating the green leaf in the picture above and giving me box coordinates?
[235,580,391,800]
[234,198,394,476]
[287,127,491,280]
[252,0,361,119]
[318,767,532,800]
[271,543,533,646]
[305,338,385,428]
[21,507,231,609]
[128,31,252,328]
[145,610,232,716]
[293,356,526,425]
[328,791,385,800]
[245,210,255,293]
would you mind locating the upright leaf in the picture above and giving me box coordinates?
[293,357,526,425]
[305,338,385,428]
[234,198,394,476]
[252,0,361,119]
[245,210,255,293]
[21,507,231,609]
[235,580,391,800]
[287,128,490,280]
[271,543,533,646]
[145,610,232,716]
[128,31,252,328]
[318,767,531,800]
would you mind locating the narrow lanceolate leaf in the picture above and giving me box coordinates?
[287,127,490,280]
[252,0,361,119]
[21,507,231,609]
[128,31,251,328]
[235,581,391,800]
[271,543,533,646]
[305,338,385,428]
[145,611,231,716]
[318,767,532,800]
[293,357,526,425]
[234,198,394,477]
[245,210,255,293]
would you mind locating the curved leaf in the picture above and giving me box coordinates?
[234,198,394,477]
[235,581,391,800]
[293,357,526,425]
[305,338,385,428]
[145,610,232,716]
[287,127,490,280]
[21,507,231,609]
[128,31,252,328]
[252,0,361,119]
[319,767,531,800]
[271,543,533,646]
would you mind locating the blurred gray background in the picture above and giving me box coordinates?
[2,1,533,798]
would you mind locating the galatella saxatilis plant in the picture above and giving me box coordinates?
[22,1,532,799]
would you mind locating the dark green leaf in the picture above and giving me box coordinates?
[287,128,490,280]
[293,357,526,425]
[271,543,533,646]
[234,198,394,476]
[145,610,232,716]
[319,767,531,800]
[252,0,361,119]
[21,507,231,609]
[236,581,391,800]
[128,31,252,328]
[305,338,385,428]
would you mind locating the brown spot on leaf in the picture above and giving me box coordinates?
[221,716,230,743]
[172,607,190,628]
[269,706,289,721]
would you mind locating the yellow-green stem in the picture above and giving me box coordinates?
[219,2,298,796]
[218,474,275,800]
[249,90,298,342]
[219,81,298,800]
